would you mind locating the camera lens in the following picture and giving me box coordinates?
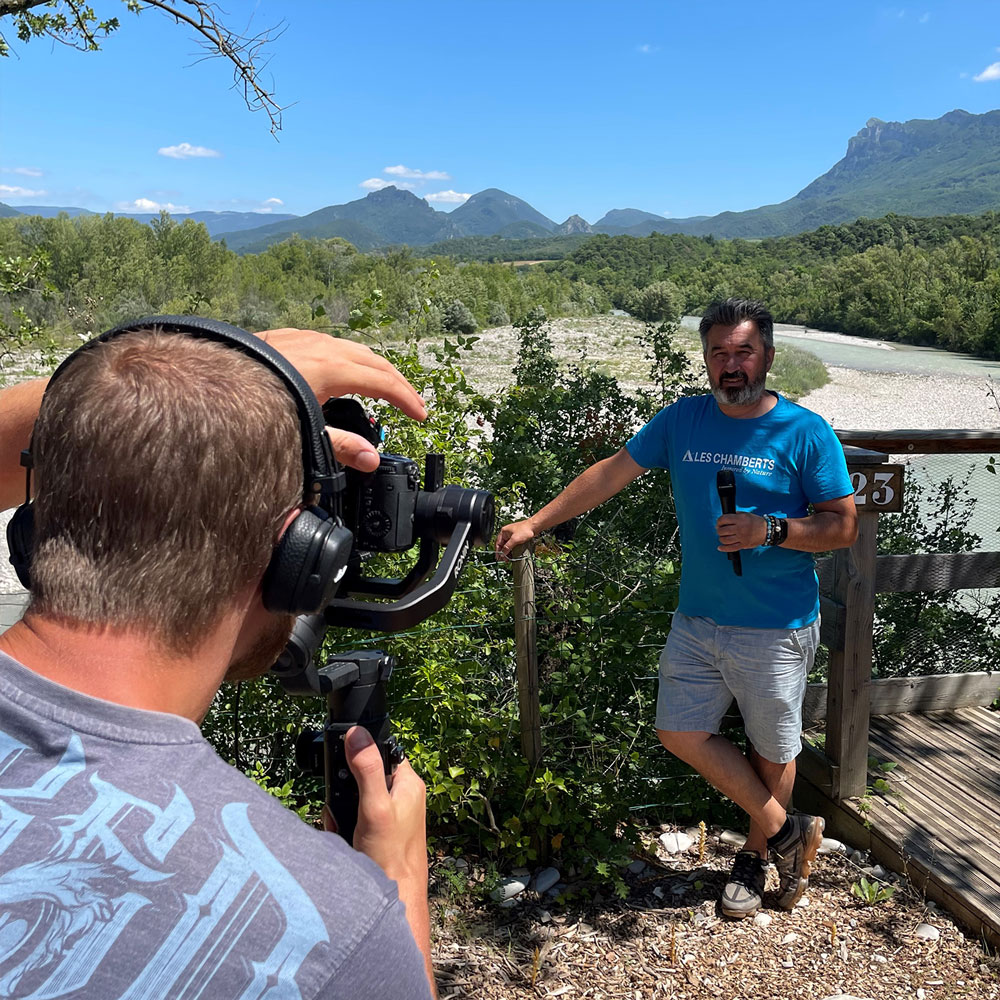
[415,485,495,547]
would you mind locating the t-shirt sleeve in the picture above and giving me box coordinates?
[625,404,672,470]
[317,895,433,999]
[801,416,854,503]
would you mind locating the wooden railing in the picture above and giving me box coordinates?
[800,430,1000,801]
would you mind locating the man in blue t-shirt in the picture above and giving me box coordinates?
[496,298,857,919]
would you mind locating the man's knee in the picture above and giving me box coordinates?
[657,728,712,760]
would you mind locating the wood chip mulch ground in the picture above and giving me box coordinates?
[430,826,1000,1000]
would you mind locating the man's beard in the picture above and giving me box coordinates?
[225,613,296,682]
[711,368,768,407]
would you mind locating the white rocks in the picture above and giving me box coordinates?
[794,895,810,907]
[532,867,560,894]
[753,913,772,928]
[818,837,846,855]
[914,923,940,941]
[872,954,887,964]
[490,876,528,901]
[781,933,798,945]
[719,830,747,848]
[820,995,873,1000]
[659,831,694,854]
[781,958,794,968]
[862,864,889,880]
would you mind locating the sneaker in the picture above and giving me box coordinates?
[721,850,766,919]
[770,813,825,910]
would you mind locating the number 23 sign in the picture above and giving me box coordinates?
[848,464,904,512]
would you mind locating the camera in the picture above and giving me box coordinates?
[323,396,495,556]
[273,397,496,841]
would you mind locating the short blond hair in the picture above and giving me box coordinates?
[29,331,302,651]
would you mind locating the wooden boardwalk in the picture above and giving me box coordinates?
[800,706,1000,949]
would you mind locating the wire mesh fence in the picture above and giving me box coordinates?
[870,452,1000,679]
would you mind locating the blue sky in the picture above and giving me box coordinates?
[2,0,1000,224]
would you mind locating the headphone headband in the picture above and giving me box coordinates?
[49,315,340,511]
[9,314,353,613]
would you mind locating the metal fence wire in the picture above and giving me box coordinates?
[869,453,1000,679]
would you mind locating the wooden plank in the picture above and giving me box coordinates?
[795,741,835,796]
[875,551,1000,593]
[867,728,1000,847]
[881,708,1000,767]
[802,673,999,723]
[826,515,878,799]
[835,429,1000,454]
[872,714,1000,802]
[868,672,1000,714]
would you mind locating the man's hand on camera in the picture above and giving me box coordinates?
[257,329,427,473]
[495,519,536,561]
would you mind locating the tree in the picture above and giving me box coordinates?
[0,0,285,134]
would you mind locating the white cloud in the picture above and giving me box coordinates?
[424,190,471,204]
[2,166,43,177]
[360,177,416,191]
[157,142,222,159]
[918,12,930,23]
[0,184,46,197]
[264,197,284,206]
[637,43,658,54]
[974,61,1000,82]
[384,164,451,181]
[116,197,192,213]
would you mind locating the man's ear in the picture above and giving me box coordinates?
[765,347,776,373]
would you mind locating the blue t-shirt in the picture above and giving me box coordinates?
[626,393,852,629]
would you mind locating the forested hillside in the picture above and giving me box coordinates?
[3,208,1000,358]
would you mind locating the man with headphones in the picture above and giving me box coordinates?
[0,322,436,998]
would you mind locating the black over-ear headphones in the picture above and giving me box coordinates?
[5,315,354,615]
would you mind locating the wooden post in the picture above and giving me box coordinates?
[825,452,885,801]
[513,545,542,768]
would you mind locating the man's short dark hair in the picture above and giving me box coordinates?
[699,298,774,353]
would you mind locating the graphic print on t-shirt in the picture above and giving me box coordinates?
[0,727,327,999]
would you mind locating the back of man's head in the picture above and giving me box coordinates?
[699,298,774,352]
[28,331,302,652]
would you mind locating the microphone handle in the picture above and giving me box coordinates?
[718,494,743,577]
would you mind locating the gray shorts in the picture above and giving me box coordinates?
[655,611,820,764]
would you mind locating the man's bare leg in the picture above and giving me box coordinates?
[657,729,788,846]
[744,745,795,856]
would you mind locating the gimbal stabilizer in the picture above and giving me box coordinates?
[272,399,494,842]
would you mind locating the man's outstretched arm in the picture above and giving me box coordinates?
[0,379,46,512]
[495,447,647,560]
[0,328,427,512]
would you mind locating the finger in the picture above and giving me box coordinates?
[326,427,380,472]
[336,362,427,421]
[344,726,388,802]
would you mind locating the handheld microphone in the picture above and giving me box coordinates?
[716,469,742,577]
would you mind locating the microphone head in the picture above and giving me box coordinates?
[717,469,735,490]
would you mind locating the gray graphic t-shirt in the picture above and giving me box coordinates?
[0,652,431,999]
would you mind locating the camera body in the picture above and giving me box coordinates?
[351,453,421,552]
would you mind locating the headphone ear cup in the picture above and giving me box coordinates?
[6,502,34,590]
[262,509,354,615]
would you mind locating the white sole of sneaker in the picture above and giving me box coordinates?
[777,816,825,910]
